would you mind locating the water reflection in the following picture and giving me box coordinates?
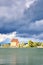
[0,64,9,65]
[0,48,43,65]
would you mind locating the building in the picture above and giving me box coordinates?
[10,39,19,48]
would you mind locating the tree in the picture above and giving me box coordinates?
[33,42,37,47]
[36,42,41,46]
[0,44,1,46]
[2,44,10,48]
[41,43,43,47]
[18,44,20,48]
[28,40,34,47]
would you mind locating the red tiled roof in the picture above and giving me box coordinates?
[11,39,19,43]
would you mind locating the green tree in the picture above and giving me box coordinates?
[36,42,41,46]
[0,44,1,46]
[2,44,10,48]
[28,40,34,47]
[41,43,43,47]
[33,42,37,47]
[18,44,20,48]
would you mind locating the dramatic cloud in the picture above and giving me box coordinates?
[0,0,37,33]
[0,31,43,43]
[31,33,43,40]
[0,32,16,42]
[0,0,36,20]
[29,20,43,32]
[0,0,43,42]
[25,0,37,8]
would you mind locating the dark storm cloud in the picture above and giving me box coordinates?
[0,0,43,41]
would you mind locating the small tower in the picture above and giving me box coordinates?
[10,39,19,48]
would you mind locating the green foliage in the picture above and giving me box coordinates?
[18,44,20,48]
[36,42,41,46]
[1,40,43,48]
[33,42,37,47]
[41,43,43,47]
[2,44,10,48]
[0,44,1,46]
[28,40,34,47]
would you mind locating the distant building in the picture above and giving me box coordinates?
[10,39,19,48]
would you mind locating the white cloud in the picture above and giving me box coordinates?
[25,0,37,8]
[0,0,37,20]
[0,32,16,42]
[29,20,43,31]
[16,37,43,43]
[0,31,43,43]
[33,20,43,26]
[32,33,43,39]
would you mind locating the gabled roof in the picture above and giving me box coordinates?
[11,39,19,43]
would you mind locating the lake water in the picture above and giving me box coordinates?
[0,48,43,65]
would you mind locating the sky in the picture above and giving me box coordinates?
[0,0,43,43]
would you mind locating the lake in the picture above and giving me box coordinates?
[0,48,43,65]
